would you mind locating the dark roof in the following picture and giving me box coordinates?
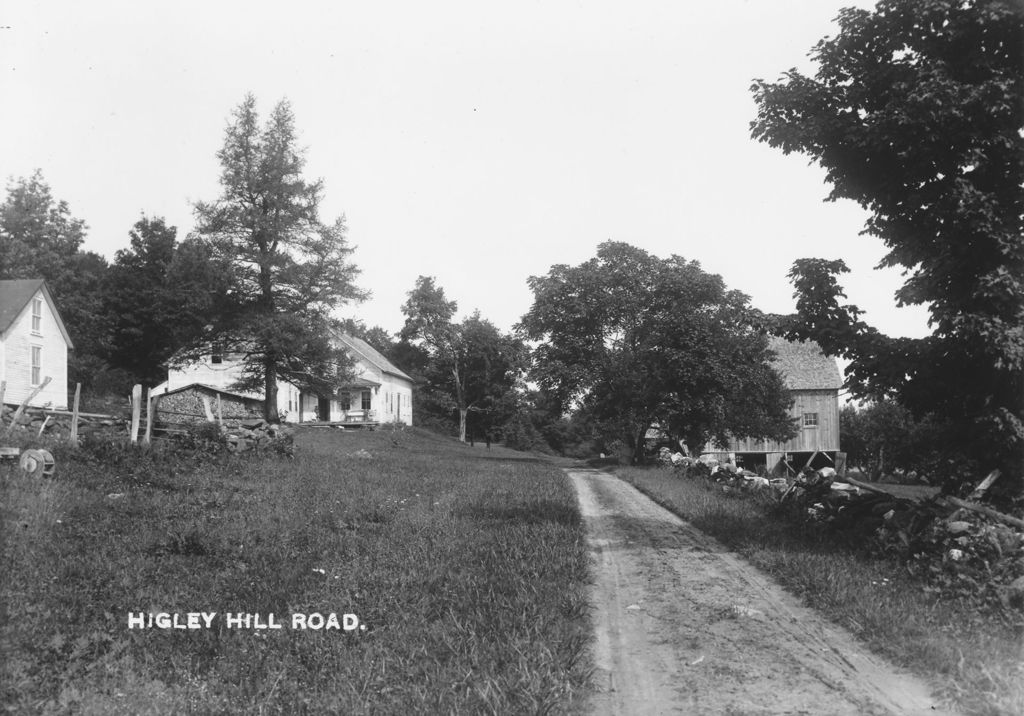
[0,279,45,333]
[0,279,74,348]
[768,337,842,391]
[158,383,263,403]
[336,333,413,382]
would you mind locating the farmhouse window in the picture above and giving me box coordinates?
[31,346,42,385]
[803,412,819,428]
[31,298,42,334]
[340,392,351,411]
[361,390,371,410]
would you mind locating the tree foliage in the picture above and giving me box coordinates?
[190,95,366,420]
[0,171,110,389]
[751,0,1024,472]
[400,276,525,441]
[519,242,795,462]
[103,217,227,386]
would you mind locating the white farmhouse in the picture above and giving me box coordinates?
[155,331,413,426]
[0,279,73,409]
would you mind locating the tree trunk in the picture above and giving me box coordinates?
[264,352,280,423]
[453,361,467,442]
[631,424,647,465]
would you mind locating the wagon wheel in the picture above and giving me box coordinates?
[19,449,55,478]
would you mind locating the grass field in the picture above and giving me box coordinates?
[1,427,590,714]
[616,466,1024,716]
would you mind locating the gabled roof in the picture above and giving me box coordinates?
[0,279,74,348]
[336,332,413,382]
[768,337,842,391]
[159,382,264,404]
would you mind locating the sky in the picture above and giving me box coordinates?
[1,0,932,339]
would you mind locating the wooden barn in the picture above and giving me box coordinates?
[724,337,842,474]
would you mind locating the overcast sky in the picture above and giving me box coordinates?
[1,0,931,339]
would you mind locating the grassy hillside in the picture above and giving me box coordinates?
[1,427,590,714]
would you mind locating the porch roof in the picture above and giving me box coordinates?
[339,377,381,389]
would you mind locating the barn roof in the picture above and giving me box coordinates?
[0,278,74,348]
[768,337,842,391]
[335,333,413,382]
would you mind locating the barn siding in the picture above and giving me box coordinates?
[1,289,69,409]
[728,389,839,453]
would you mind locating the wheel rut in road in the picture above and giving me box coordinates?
[568,468,953,715]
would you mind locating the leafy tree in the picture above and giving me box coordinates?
[189,95,367,421]
[0,171,87,280]
[103,217,227,386]
[519,242,795,463]
[0,171,110,389]
[400,277,525,441]
[751,0,1024,473]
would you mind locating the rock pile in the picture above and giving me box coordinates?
[660,452,1023,612]
[223,419,295,456]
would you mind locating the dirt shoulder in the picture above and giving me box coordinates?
[568,468,953,715]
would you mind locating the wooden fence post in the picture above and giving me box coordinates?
[69,383,81,445]
[143,387,153,446]
[3,376,52,439]
[130,384,142,444]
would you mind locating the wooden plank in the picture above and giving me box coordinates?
[944,495,1024,529]
[69,383,81,444]
[201,396,215,422]
[843,476,911,500]
[130,384,142,444]
[968,470,1001,501]
[43,408,115,419]
[2,376,52,438]
[834,451,847,477]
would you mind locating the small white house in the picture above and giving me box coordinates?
[156,330,414,425]
[0,279,73,409]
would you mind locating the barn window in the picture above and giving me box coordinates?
[803,412,819,428]
[361,390,372,410]
[31,346,42,385]
[31,298,42,334]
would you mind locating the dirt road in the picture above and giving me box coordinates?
[568,468,952,715]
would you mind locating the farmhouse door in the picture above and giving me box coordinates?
[317,397,331,421]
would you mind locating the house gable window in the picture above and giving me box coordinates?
[361,390,371,410]
[803,412,819,428]
[31,346,41,385]
[31,298,42,334]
